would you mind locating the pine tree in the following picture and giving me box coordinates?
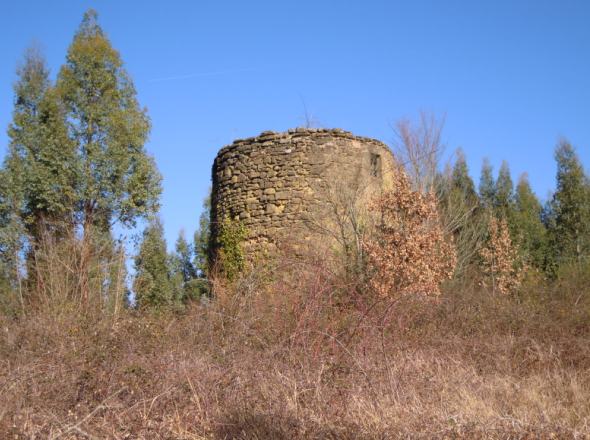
[546,139,590,267]
[514,173,547,269]
[56,9,161,233]
[133,218,174,309]
[479,158,495,209]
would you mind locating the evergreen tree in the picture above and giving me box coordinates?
[1,47,73,307]
[56,9,161,233]
[170,230,200,302]
[133,218,174,309]
[174,231,197,282]
[4,47,76,238]
[436,155,487,276]
[494,160,515,221]
[0,167,25,308]
[546,139,590,267]
[514,173,547,268]
[194,193,211,275]
[451,149,478,204]
[479,158,495,209]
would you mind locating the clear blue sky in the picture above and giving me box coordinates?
[1,0,589,247]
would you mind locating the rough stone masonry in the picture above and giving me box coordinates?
[210,128,396,262]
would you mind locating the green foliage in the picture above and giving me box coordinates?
[545,139,590,270]
[4,47,76,238]
[479,158,495,209]
[217,217,247,281]
[436,153,486,276]
[56,9,161,231]
[494,161,515,222]
[513,174,548,269]
[451,149,478,204]
[0,168,25,291]
[133,219,175,309]
[194,193,211,275]
[0,188,25,315]
[0,12,163,312]
[174,232,198,282]
[170,231,201,302]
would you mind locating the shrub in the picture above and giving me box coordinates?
[363,167,456,297]
[479,215,525,295]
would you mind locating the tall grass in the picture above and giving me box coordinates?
[1,249,589,438]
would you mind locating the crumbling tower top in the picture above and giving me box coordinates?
[210,128,396,261]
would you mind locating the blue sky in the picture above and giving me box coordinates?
[1,0,589,247]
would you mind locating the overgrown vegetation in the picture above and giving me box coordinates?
[1,250,589,438]
[0,10,589,440]
[364,166,456,297]
[215,216,247,281]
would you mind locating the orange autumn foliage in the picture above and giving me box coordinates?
[364,168,456,297]
[479,216,525,295]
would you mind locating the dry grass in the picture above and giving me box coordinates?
[1,255,589,439]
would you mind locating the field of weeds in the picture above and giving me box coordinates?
[1,260,589,439]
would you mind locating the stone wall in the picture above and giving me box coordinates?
[210,128,396,261]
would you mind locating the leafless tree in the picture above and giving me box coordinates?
[391,111,446,193]
[299,95,321,129]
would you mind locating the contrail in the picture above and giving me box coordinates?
[148,67,257,83]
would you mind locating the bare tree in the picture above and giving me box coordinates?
[298,95,321,129]
[391,113,487,277]
[391,111,446,193]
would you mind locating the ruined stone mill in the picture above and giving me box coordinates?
[210,128,396,262]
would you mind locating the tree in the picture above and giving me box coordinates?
[436,151,486,276]
[479,158,495,209]
[173,231,197,283]
[392,111,445,193]
[513,173,547,269]
[494,160,515,222]
[4,47,77,238]
[194,193,211,276]
[56,9,161,234]
[52,10,162,302]
[0,167,26,312]
[546,139,590,268]
[1,11,161,311]
[170,230,200,302]
[451,149,478,204]
[1,46,77,309]
[133,218,174,309]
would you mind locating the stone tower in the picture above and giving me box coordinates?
[210,128,396,262]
